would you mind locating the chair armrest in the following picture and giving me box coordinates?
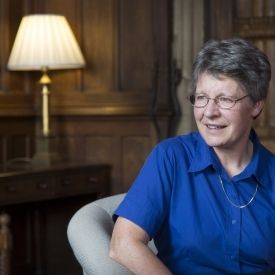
[67,201,133,275]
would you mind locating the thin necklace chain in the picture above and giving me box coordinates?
[218,175,258,209]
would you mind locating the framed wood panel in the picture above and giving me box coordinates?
[206,0,275,152]
[0,0,174,193]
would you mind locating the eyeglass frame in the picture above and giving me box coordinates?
[188,94,249,109]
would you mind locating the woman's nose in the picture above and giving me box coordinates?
[203,99,221,117]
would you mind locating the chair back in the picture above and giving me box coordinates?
[68,193,156,275]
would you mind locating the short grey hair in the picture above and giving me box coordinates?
[191,38,271,102]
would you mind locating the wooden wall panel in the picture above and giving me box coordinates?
[0,117,35,166]
[234,0,275,151]
[0,0,173,194]
[85,136,114,164]
[119,0,154,91]
[81,0,117,92]
[122,136,150,190]
[32,0,156,96]
[0,0,9,92]
[0,2,173,275]
[50,118,156,193]
[207,0,275,153]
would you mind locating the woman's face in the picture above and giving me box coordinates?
[194,72,263,152]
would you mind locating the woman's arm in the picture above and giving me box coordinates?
[109,217,172,275]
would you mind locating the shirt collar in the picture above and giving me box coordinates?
[188,129,269,187]
[188,133,217,173]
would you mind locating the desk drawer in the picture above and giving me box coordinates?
[0,164,110,205]
[0,175,54,205]
[55,170,102,197]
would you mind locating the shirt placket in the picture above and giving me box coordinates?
[223,179,241,273]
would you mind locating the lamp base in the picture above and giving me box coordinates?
[32,135,61,167]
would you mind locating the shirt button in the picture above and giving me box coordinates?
[232,219,237,224]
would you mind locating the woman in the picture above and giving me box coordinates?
[109,38,275,274]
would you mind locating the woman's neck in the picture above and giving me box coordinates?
[214,140,253,178]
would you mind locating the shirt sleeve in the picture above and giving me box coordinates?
[113,143,174,238]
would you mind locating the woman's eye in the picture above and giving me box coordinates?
[196,95,207,101]
[219,97,234,103]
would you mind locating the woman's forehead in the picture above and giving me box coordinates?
[196,73,244,95]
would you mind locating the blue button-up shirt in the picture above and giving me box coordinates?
[114,130,275,274]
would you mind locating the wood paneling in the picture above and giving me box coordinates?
[0,1,173,275]
[0,116,35,166]
[234,0,275,151]
[49,117,157,193]
[119,0,154,91]
[122,136,150,189]
[207,0,275,153]
[0,0,174,194]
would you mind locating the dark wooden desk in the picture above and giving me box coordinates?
[0,163,111,275]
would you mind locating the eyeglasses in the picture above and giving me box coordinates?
[188,94,249,109]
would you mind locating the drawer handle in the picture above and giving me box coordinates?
[61,179,71,186]
[88,177,98,184]
[37,182,49,190]
[6,185,17,193]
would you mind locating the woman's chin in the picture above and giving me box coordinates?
[203,137,226,148]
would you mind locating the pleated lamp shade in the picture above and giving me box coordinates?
[7,14,85,71]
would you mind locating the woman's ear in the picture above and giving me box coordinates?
[252,100,265,119]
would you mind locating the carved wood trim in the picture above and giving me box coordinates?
[234,17,275,38]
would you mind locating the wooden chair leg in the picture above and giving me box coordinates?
[0,213,12,275]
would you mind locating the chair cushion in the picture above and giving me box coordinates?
[67,194,133,275]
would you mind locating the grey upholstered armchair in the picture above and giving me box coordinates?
[67,193,157,275]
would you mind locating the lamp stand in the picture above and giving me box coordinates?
[39,67,51,137]
[32,68,61,167]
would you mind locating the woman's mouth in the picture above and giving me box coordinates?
[206,124,226,129]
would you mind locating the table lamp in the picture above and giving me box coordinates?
[7,14,85,166]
